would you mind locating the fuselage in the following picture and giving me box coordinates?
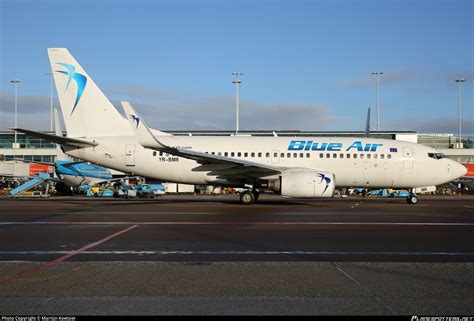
[63,135,466,189]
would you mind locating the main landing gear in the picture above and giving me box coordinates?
[239,189,260,205]
[406,193,419,204]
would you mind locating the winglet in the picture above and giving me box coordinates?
[364,107,371,138]
[121,101,168,150]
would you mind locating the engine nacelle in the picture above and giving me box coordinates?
[268,170,335,198]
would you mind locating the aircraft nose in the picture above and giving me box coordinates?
[450,161,467,180]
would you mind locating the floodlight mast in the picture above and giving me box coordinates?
[232,72,243,135]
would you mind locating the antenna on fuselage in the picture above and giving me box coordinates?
[364,107,371,138]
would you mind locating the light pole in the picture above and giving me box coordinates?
[10,79,21,147]
[371,71,383,131]
[46,71,53,131]
[455,78,465,148]
[232,72,243,135]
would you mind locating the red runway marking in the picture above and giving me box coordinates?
[0,224,138,283]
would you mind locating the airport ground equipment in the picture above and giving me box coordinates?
[84,185,115,197]
[9,173,55,198]
[136,184,166,198]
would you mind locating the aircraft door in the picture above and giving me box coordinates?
[403,147,414,169]
[125,144,135,166]
[271,150,280,164]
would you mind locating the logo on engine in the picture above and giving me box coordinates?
[316,173,331,193]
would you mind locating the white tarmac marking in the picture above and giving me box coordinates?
[333,263,397,314]
[1,221,474,226]
[0,250,473,256]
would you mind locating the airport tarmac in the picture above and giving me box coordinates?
[0,194,473,315]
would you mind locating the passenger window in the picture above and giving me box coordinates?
[320,153,324,158]
[237,152,241,157]
[244,152,248,157]
[231,152,235,157]
[381,154,385,159]
[274,152,278,157]
[326,153,330,158]
[293,153,297,158]
[360,154,364,159]
[218,152,222,156]
[266,152,270,158]
[367,154,371,159]
[306,153,310,158]
[251,152,255,157]
[339,154,343,158]
[287,153,291,158]
[388,154,392,159]
[333,153,337,158]
[258,152,262,157]
[153,151,157,156]
[211,152,215,155]
[374,154,378,159]
[224,152,228,157]
[281,153,285,158]
[300,153,304,158]
[353,154,357,159]
[346,154,350,158]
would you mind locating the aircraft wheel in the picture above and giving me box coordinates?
[406,194,418,204]
[240,190,255,205]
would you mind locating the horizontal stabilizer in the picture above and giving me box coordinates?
[12,128,98,148]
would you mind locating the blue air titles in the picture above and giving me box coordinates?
[288,140,383,152]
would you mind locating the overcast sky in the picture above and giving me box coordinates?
[0,0,472,135]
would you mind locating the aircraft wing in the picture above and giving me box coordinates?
[121,101,285,178]
[12,128,98,148]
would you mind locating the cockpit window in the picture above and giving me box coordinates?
[428,153,446,160]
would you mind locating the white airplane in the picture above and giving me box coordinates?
[15,48,467,204]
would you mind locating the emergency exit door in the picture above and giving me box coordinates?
[125,144,135,166]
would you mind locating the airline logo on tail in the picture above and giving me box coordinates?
[55,62,87,115]
[129,115,140,128]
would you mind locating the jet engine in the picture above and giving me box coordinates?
[268,170,335,198]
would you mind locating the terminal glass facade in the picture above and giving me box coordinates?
[0,133,56,149]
